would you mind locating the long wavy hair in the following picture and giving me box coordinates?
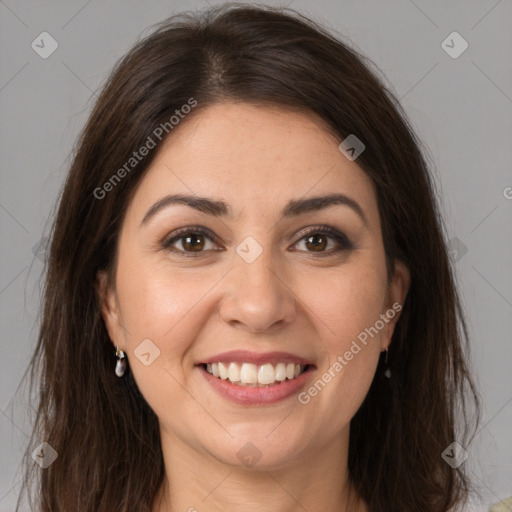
[17,3,481,511]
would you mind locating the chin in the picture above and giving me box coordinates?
[202,431,307,471]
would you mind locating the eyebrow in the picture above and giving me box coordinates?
[140,192,368,227]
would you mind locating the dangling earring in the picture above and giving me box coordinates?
[383,347,391,379]
[115,345,127,377]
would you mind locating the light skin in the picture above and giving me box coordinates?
[97,102,410,512]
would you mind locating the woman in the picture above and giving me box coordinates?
[18,3,481,511]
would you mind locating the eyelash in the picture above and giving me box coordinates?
[161,225,354,258]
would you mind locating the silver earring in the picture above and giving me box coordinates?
[115,345,127,377]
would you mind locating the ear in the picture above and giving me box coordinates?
[380,259,410,351]
[95,269,124,349]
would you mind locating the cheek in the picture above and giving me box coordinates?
[298,260,388,349]
[113,248,214,385]
[114,262,208,420]
[292,261,386,419]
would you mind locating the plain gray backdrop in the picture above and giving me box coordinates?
[1,0,511,510]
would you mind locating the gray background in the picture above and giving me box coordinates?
[1,0,511,510]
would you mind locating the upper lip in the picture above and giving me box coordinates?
[196,350,315,367]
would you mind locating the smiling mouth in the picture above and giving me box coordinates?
[201,362,312,387]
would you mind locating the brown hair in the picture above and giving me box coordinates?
[17,3,481,511]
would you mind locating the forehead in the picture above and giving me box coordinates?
[125,102,379,226]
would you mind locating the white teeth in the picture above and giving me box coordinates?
[204,361,308,386]
[275,363,287,381]
[218,362,229,380]
[227,362,240,382]
[240,363,258,384]
[258,363,275,385]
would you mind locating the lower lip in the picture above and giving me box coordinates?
[198,365,314,405]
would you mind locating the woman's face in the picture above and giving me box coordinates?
[98,102,409,470]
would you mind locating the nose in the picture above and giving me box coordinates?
[218,246,297,333]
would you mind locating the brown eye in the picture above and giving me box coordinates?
[180,233,205,252]
[162,227,219,256]
[292,226,354,255]
[304,233,328,252]
[162,225,353,258]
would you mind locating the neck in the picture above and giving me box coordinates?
[152,424,368,512]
